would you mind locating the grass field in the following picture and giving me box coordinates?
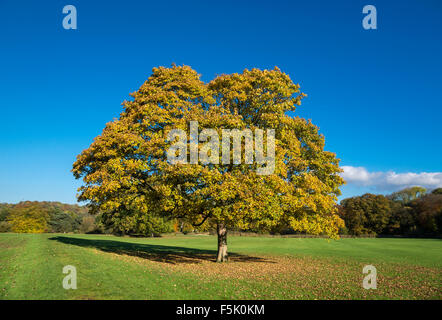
[0,233,440,300]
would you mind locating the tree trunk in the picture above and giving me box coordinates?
[216,223,228,263]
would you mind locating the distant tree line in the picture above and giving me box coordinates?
[1,186,441,237]
[0,201,97,234]
[0,201,195,236]
[337,187,442,237]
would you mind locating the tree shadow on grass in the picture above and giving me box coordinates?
[49,236,273,265]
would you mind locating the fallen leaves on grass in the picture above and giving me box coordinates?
[91,248,442,300]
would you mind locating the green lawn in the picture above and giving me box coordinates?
[0,233,440,300]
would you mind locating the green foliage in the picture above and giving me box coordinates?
[0,221,11,232]
[79,216,97,233]
[384,190,442,236]
[48,210,81,233]
[387,186,427,204]
[339,194,391,235]
[98,209,174,236]
[385,203,416,235]
[0,205,11,221]
[409,194,442,234]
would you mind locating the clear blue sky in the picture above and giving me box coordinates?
[0,0,441,204]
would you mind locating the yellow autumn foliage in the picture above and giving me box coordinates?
[72,65,345,238]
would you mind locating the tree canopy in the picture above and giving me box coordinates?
[72,65,345,261]
[387,186,427,204]
[339,193,391,235]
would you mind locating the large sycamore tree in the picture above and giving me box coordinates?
[73,65,344,262]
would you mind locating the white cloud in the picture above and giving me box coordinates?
[340,166,442,191]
